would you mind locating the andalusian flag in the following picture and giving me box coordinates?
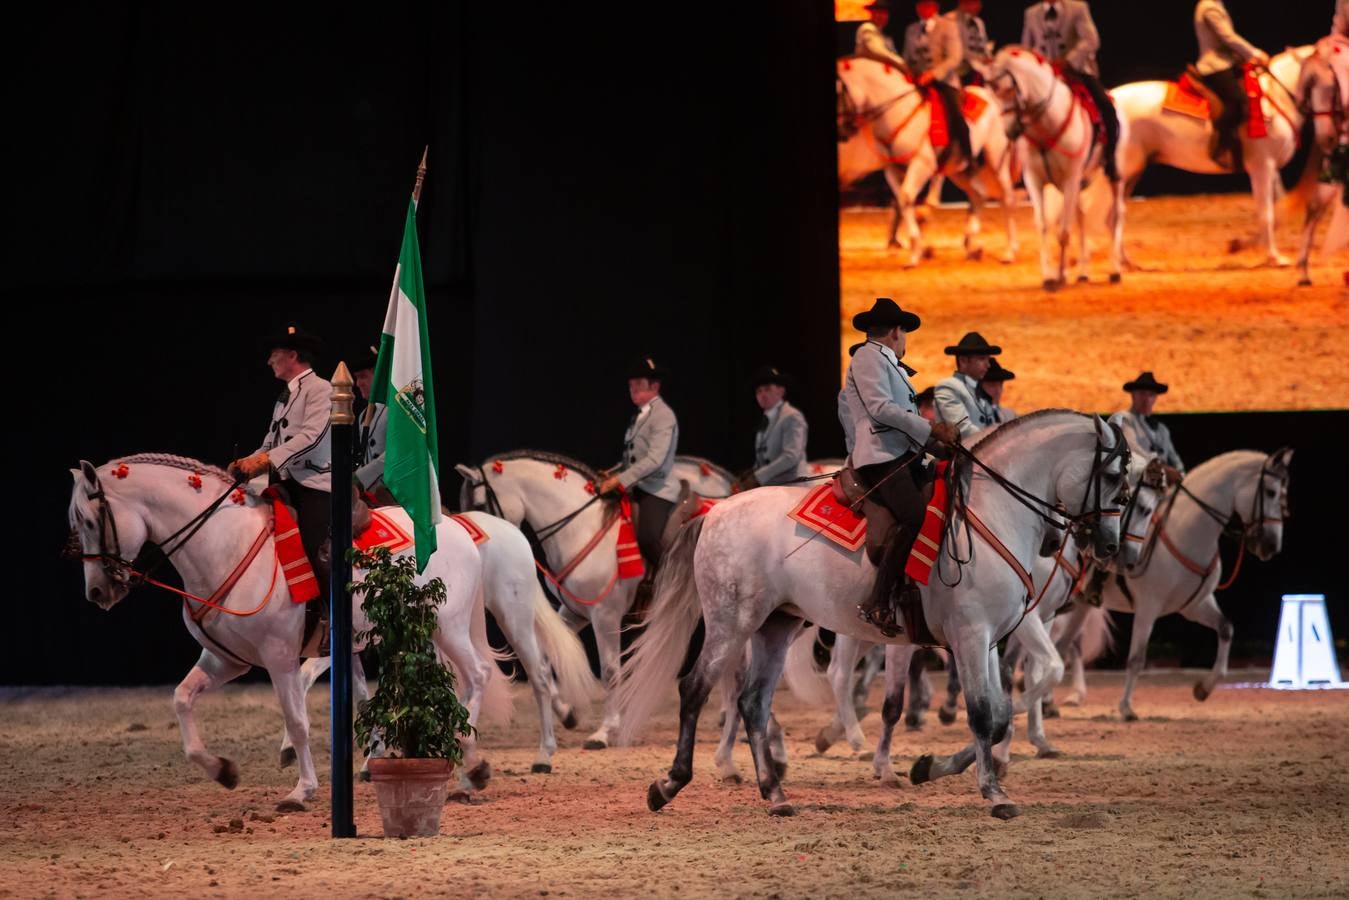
[372,197,441,571]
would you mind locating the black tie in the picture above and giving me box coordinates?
[1046,4,1058,22]
[276,387,290,405]
[757,414,770,432]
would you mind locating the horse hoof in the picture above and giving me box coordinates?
[769,802,797,817]
[214,758,240,791]
[1193,682,1211,702]
[1036,748,1064,760]
[904,714,923,732]
[278,747,296,770]
[561,710,578,730]
[275,798,307,813]
[583,739,607,751]
[938,706,957,725]
[991,803,1022,820]
[1109,272,1121,284]
[922,246,935,260]
[1043,704,1061,720]
[647,781,669,812]
[531,763,553,775]
[446,789,473,804]
[1042,279,1060,293]
[1227,238,1244,254]
[814,730,833,754]
[909,754,934,785]
[1297,277,1313,287]
[721,772,743,785]
[993,759,1009,778]
[966,247,984,262]
[466,760,492,791]
[773,760,788,781]
[1123,711,1139,722]
[358,770,371,783]
[1076,274,1089,284]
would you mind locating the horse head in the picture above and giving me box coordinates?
[1239,447,1293,562]
[1298,47,1346,154]
[1118,455,1167,570]
[67,460,149,610]
[986,46,1056,118]
[1064,415,1132,563]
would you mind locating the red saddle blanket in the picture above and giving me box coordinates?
[1165,65,1267,138]
[925,88,989,150]
[615,496,644,580]
[786,462,952,581]
[448,513,490,546]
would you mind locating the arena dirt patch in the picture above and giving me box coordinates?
[1,670,1345,898]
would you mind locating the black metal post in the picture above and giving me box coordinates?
[329,362,356,838]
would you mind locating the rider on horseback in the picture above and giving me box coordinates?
[979,358,1017,423]
[351,345,393,507]
[947,0,994,87]
[934,331,1002,438]
[1192,0,1269,170]
[597,358,680,572]
[846,298,958,637]
[1021,0,1120,181]
[735,366,809,491]
[904,1,974,163]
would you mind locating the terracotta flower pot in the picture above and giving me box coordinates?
[366,757,455,838]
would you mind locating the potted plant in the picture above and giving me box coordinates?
[350,546,474,838]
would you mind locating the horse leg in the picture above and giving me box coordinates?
[1120,605,1159,722]
[883,165,908,249]
[1106,175,1126,283]
[853,644,884,713]
[584,596,628,750]
[173,653,250,791]
[433,628,494,795]
[269,664,321,812]
[767,714,789,782]
[1296,183,1333,286]
[959,177,985,261]
[904,649,931,730]
[280,654,330,768]
[939,652,961,724]
[1061,176,1086,284]
[714,649,747,783]
[491,592,559,773]
[900,157,937,268]
[351,654,378,781]
[962,636,1017,817]
[816,633,866,754]
[1249,154,1291,267]
[649,613,747,811]
[873,643,915,786]
[1013,615,1064,757]
[1024,168,1058,290]
[738,612,803,816]
[1180,592,1233,702]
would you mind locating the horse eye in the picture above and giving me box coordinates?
[84,518,94,530]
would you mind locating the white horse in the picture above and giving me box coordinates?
[67,454,502,808]
[456,451,643,750]
[1096,448,1293,720]
[1295,43,1349,286]
[618,410,1132,818]
[673,455,733,498]
[833,453,1167,767]
[837,56,1019,266]
[1108,47,1313,267]
[985,46,1127,289]
[282,509,601,778]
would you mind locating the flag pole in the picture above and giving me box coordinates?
[364,147,430,430]
[329,361,357,839]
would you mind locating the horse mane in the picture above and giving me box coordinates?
[114,453,235,485]
[969,408,1088,452]
[487,449,600,483]
[677,455,733,483]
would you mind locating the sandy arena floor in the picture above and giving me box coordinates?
[1,670,1346,899]
[840,193,1349,413]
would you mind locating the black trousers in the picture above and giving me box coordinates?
[284,477,332,595]
[857,456,926,547]
[633,488,675,570]
[1201,67,1247,139]
[930,81,972,160]
[1064,66,1120,179]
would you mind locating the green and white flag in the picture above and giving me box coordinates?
[372,198,441,572]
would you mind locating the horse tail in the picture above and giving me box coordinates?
[1078,605,1116,664]
[781,625,834,707]
[530,578,603,707]
[615,515,706,746]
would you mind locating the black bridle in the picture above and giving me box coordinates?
[836,72,920,143]
[461,462,604,545]
[65,470,244,590]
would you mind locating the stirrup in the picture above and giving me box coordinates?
[857,602,904,638]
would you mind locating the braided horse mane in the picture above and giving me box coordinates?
[489,449,601,484]
[114,453,236,486]
[677,455,734,483]
[968,408,1089,452]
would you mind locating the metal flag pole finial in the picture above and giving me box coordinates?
[413,146,429,206]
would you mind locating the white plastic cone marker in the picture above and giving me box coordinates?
[1269,595,1345,690]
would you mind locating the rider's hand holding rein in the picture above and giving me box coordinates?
[228,451,271,482]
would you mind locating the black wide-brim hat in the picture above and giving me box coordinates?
[751,365,793,390]
[982,358,1015,382]
[1123,371,1168,394]
[944,331,1001,356]
[258,324,324,356]
[350,344,380,374]
[852,298,920,333]
[627,356,669,381]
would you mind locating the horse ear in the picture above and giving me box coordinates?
[453,463,478,482]
[1277,447,1295,469]
[79,460,99,487]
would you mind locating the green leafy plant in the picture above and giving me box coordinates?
[350,546,474,762]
